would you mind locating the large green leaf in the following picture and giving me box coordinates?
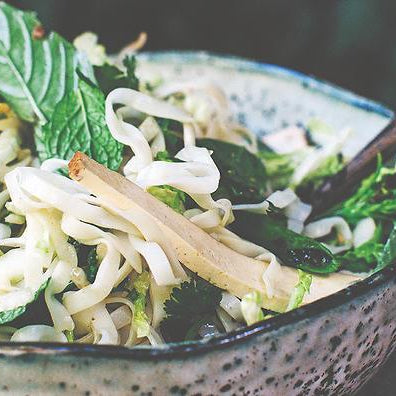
[41,76,123,170]
[0,2,92,123]
[0,278,49,325]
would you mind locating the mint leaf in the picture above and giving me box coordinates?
[42,76,123,170]
[0,278,49,325]
[198,138,268,204]
[233,212,339,274]
[0,2,93,123]
[94,55,139,95]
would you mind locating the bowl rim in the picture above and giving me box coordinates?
[1,51,395,361]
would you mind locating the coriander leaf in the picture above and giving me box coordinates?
[41,75,123,170]
[330,157,396,225]
[338,225,384,273]
[376,223,396,272]
[233,212,339,274]
[0,2,93,123]
[0,278,49,325]
[148,185,186,213]
[94,55,139,95]
[286,270,312,311]
[161,276,222,341]
[123,55,139,90]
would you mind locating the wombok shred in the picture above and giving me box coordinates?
[291,127,351,187]
[10,325,67,343]
[303,216,352,254]
[154,79,258,152]
[220,292,243,322]
[353,218,376,248]
[241,291,264,325]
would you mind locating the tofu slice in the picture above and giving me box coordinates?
[69,152,361,312]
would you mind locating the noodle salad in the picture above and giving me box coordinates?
[0,3,395,346]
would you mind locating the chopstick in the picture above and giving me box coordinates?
[69,152,360,312]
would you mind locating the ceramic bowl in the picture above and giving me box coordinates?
[0,52,395,396]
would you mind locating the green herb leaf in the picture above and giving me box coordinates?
[338,225,384,273]
[94,55,139,95]
[160,124,269,204]
[41,75,123,170]
[68,238,98,283]
[376,223,396,272]
[65,329,74,342]
[258,150,296,191]
[286,270,312,311]
[198,138,268,204]
[0,2,93,123]
[0,278,49,325]
[161,276,222,341]
[233,212,339,274]
[330,157,396,225]
[241,291,265,325]
[296,153,344,198]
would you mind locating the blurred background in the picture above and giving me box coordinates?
[5,1,396,394]
[7,0,394,108]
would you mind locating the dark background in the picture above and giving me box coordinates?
[5,0,396,395]
[7,0,393,108]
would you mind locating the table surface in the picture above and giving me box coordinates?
[357,350,396,395]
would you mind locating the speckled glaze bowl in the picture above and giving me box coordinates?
[1,52,395,396]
